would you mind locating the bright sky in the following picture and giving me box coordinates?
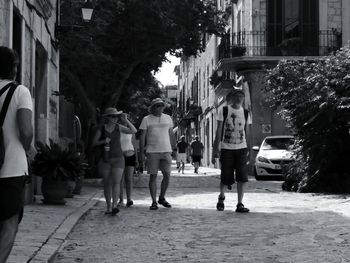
[154,54,180,87]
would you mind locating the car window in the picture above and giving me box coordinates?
[262,138,294,150]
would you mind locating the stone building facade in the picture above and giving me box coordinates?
[177,0,350,169]
[0,0,60,145]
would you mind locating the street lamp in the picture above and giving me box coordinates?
[81,0,94,22]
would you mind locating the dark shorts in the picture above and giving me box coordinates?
[220,148,248,185]
[0,176,25,223]
[125,154,136,167]
[192,155,202,163]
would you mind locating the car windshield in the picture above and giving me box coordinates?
[262,138,294,150]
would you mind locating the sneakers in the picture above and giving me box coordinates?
[235,203,250,213]
[216,195,225,211]
[126,200,134,207]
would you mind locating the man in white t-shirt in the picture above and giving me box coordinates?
[0,46,33,262]
[212,89,251,213]
[139,98,176,210]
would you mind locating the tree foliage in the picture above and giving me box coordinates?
[58,0,225,176]
[264,46,350,193]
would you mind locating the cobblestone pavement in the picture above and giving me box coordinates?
[52,167,350,263]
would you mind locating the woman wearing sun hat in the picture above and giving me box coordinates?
[92,107,137,215]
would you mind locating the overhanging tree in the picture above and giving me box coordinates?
[58,0,226,173]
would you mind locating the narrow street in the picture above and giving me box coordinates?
[52,165,350,263]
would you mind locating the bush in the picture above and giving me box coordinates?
[265,46,350,193]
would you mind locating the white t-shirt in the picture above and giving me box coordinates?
[139,113,173,153]
[0,80,33,178]
[120,132,134,152]
[217,105,252,150]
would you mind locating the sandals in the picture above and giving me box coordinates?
[158,198,171,208]
[111,207,120,215]
[235,203,250,213]
[216,195,225,211]
[150,202,158,210]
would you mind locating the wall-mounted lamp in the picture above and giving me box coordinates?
[81,0,94,22]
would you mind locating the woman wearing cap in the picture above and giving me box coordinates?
[92,107,137,215]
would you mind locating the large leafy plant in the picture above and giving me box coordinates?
[264,46,350,193]
[31,140,87,181]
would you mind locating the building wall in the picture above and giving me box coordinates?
[178,0,350,169]
[0,0,59,144]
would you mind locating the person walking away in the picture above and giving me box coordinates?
[139,98,177,210]
[119,121,138,207]
[176,136,188,174]
[92,108,137,215]
[0,46,33,262]
[190,136,204,174]
[212,89,251,213]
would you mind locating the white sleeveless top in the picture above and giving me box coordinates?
[120,132,134,152]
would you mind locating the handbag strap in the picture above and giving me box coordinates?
[0,82,18,127]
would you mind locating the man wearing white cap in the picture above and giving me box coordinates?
[139,98,177,210]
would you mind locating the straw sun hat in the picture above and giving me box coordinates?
[148,98,167,110]
[102,107,123,116]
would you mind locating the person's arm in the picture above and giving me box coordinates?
[139,129,147,164]
[168,127,177,153]
[91,128,106,147]
[131,134,138,166]
[118,113,137,134]
[17,109,33,151]
[211,120,223,164]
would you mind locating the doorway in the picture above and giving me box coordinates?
[34,42,48,144]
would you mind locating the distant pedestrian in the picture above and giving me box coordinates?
[139,98,177,210]
[118,117,138,207]
[92,108,137,215]
[190,136,204,174]
[176,136,188,174]
[212,89,251,213]
[0,46,33,262]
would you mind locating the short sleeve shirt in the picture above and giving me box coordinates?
[217,105,251,150]
[139,113,173,153]
[177,141,188,153]
[190,141,204,156]
[0,80,33,178]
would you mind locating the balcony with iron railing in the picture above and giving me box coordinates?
[210,71,236,96]
[218,30,342,71]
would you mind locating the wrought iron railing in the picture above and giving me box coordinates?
[219,30,342,59]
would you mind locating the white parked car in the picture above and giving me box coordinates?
[252,135,294,180]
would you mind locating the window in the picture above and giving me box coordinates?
[267,0,318,55]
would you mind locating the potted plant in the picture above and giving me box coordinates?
[31,140,86,204]
[231,45,246,57]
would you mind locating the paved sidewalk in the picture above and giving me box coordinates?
[7,162,350,262]
[7,186,103,263]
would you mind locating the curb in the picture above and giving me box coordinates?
[28,191,103,263]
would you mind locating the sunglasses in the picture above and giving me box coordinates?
[107,115,119,118]
[154,104,164,108]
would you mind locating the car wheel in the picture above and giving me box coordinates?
[254,168,262,181]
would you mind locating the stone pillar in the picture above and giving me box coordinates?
[342,0,350,44]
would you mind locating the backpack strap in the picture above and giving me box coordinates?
[220,106,228,142]
[243,108,249,132]
[0,82,18,127]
